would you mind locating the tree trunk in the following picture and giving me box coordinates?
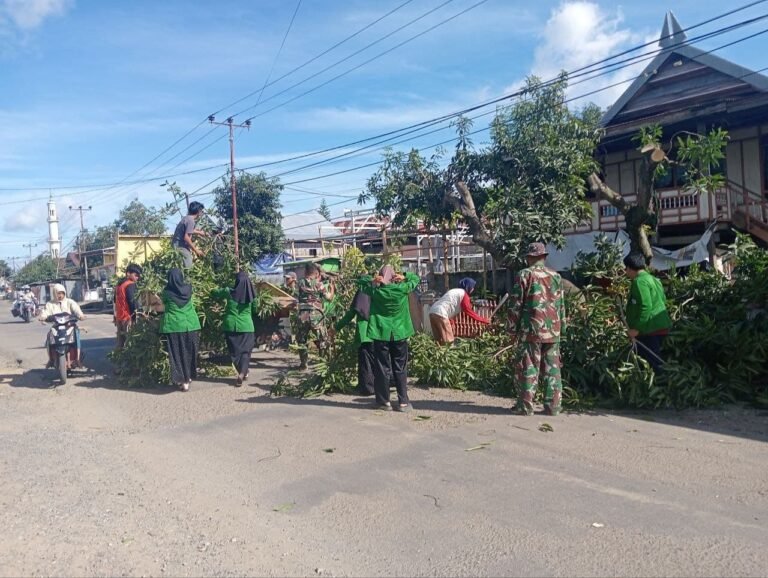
[445,181,506,265]
[587,168,656,265]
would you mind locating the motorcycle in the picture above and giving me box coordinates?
[11,298,37,323]
[45,312,82,384]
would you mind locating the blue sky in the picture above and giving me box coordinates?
[1,0,767,264]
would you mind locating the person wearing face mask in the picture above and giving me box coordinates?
[38,284,86,368]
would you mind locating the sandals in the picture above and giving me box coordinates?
[395,403,412,413]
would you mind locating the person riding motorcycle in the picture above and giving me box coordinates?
[18,285,38,305]
[38,284,86,368]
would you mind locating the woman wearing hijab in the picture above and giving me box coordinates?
[334,288,374,396]
[358,265,421,412]
[159,268,201,392]
[212,272,258,386]
[429,277,490,345]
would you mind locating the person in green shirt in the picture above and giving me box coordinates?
[212,272,258,386]
[358,265,421,412]
[159,268,201,392]
[335,289,374,396]
[624,253,672,372]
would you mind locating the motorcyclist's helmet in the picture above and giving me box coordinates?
[21,285,30,291]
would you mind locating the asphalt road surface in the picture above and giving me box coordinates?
[0,312,766,577]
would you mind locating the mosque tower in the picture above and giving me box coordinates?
[47,196,61,259]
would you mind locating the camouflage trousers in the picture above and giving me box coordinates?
[515,340,562,415]
[295,307,329,368]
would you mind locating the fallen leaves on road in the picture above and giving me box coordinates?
[465,442,493,452]
[413,415,432,421]
[323,448,335,453]
[273,502,295,512]
[538,423,554,433]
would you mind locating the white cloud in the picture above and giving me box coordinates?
[1,0,71,30]
[3,200,45,232]
[510,1,653,109]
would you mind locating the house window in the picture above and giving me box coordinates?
[309,248,318,257]
[654,152,725,189]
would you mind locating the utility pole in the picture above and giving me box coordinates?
[208,115,251,270]
[69,205,92,293]
[9,256,23,273]
[22,242,38,260]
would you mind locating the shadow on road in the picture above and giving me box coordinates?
[621,409,768,444]
[236,392,522,416]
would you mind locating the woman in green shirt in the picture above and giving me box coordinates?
[359,265,421,412]
[160,268,201,392]
[334,289,374,396]
[212,272,258,386]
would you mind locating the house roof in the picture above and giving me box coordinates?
[601,12,768,130]
[282,211,339,241]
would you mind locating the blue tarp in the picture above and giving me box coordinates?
[253,253,296,281]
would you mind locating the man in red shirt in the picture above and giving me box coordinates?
[114,264,142,351]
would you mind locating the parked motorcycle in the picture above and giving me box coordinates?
[11,298,37,323]
[45,312,81,384]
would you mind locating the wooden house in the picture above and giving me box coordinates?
[578,12,768,247]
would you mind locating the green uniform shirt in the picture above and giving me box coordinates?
[335,307,371,346]
[212,288,257,333]
[359,272,420,342]
[159,293,201,334]
[626,270,672,335]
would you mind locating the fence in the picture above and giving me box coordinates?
[451,298,497,338]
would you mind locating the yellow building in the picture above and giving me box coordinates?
[115,234,171,272]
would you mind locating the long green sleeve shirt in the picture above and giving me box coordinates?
[211,288,257,334]
[626,270,672,335]
[335,307,371,346]
[358,272,420,342]
[159,293,201,334]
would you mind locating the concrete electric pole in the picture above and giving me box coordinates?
[208,115,251,270]
[69,205,92,293]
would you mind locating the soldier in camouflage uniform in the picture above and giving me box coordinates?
[508,242,566,416]
[296,263,334,369]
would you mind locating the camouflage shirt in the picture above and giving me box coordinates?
[298,277,327,310]
[508,262,566,343]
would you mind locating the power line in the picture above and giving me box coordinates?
[69,0,417,212]
[239,0,489,122]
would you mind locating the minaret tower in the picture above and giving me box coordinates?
[47,196,61,259]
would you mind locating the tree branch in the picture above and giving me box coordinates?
[445,181,497,256]
[587,173,629,215]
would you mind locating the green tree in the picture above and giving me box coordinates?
[213,172,284,263]
[114,200,168,235]
[318,198,332,221]
[14,254,58,285]
[361,75,600,267]
[587,125,728,262]
[0,259,11,278]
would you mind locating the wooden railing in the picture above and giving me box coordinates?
[451,299,497,338]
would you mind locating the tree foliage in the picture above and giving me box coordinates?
[0,259,11,278]
[213,172,284,264]
[14,254,58,285]
[318,198,332,221]
[361,75,600,267]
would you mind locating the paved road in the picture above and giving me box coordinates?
[0,313,767,577]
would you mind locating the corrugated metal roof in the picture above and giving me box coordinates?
[282,211,340,241]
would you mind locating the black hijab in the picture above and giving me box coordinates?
[231,271,255,304]
[351,289,371,321]
[164,268,193,307]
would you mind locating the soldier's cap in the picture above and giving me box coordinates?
[526,242,548,257]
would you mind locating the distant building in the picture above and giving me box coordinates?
[47,197,61,258]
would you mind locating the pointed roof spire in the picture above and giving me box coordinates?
[659,11,687,48]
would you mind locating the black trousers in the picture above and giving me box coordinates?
[358,342,375,396]
[636,334,664,372]
[225,332,255,376]
[373,339,409,405]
